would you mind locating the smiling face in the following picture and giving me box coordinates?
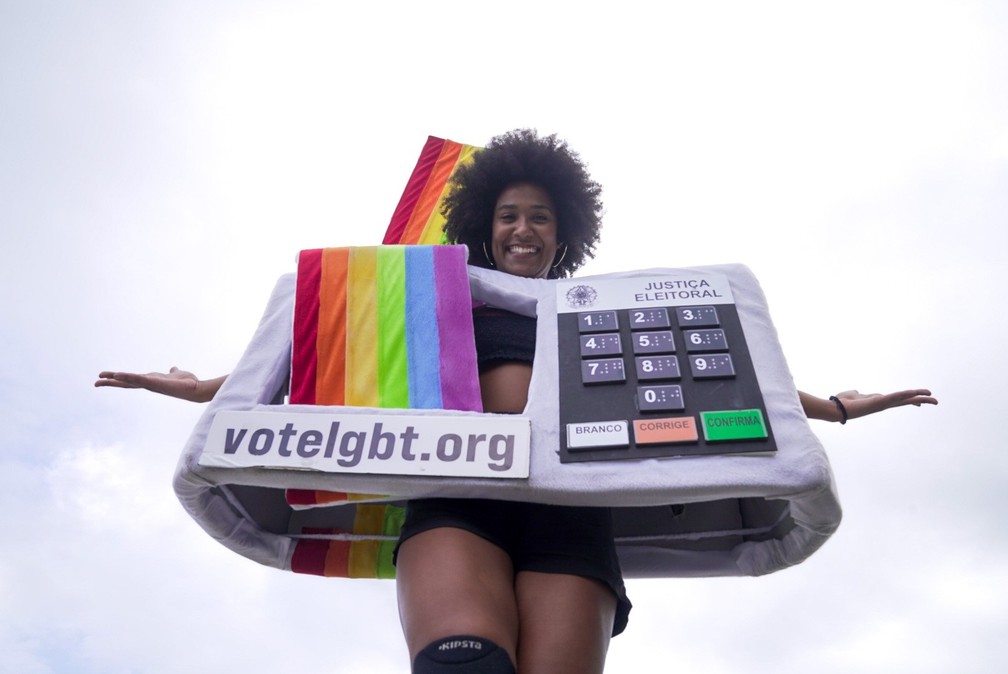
[490,183,559,279]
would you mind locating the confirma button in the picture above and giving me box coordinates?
[700,409,768,441]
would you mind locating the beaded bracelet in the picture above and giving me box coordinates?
[829,396,848,425]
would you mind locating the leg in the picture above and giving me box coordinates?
[514,571,617,674]
[396,527,520,666]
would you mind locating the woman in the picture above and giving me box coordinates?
[393,130,623,674]
[97,129,936,673]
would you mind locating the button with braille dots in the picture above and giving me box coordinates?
[577,311,618,333]
[684,328,729,352]
[631,330,675,355]
[629,308,670,330]
[581,358,626,384]
[580,333,622,357]
[676,306,719,327]
[637,385,685,411]
[689,353,735,379]
[634,355,681,381]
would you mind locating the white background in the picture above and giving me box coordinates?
[2,1,1004,672]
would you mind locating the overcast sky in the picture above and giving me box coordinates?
[2,1,1005,672]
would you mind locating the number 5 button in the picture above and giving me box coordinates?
[632,330,675,354]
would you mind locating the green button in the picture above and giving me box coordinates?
[700,409,768,441]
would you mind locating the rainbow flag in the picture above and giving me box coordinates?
[290,505,406,579]
[287,136,483,579]
[382,136,481,245]
[287,244,482,579]
[290,244,482,411]
[285,490,388,509]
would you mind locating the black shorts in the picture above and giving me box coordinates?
[394,498,631,636]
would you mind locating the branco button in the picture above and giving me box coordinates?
[566,420,629,449]
[700,409,768,441]
[632,417,698,445]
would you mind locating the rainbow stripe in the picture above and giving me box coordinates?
[288,244,481,579]
[290,505,406,579]
[285,490,388,509]
[383,136,481,245]
[290,245,482,411]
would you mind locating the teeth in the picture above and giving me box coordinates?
[508,245,539,254]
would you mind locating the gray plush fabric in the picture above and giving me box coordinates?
[174,263,841,578]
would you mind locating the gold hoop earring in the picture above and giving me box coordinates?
[552,243,568,269]
[482,241,495,267]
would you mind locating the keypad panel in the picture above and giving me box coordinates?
[557,275,775,463]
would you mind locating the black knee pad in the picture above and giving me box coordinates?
[413,635,515,673]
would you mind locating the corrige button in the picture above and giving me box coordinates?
[632,417,698,445]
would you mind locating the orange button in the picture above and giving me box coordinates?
[633,417,698,445]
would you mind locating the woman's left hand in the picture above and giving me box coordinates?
[833,388,938,420]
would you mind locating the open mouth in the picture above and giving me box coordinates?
[506,244,541,255]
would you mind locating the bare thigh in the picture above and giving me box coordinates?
[395,527,520,665]
[514,571,617,674]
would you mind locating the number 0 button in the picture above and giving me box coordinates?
[638,384,685,411]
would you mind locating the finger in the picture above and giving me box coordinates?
[94,378,138,389]
[887,393,938,407]
[889,389,935,402]
[891,388,932,398]
[106,372,163,389]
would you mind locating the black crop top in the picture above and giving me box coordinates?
[472,307,537,372]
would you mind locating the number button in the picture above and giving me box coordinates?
[581,358,626,384]
[632,330,675,354]
[638,385,685,411]
[629,308,670,329]
[684,328,729,352]
[676,306,719,327]
[635,355,681,381]
[578,310,619,333]
[689,354,735,379]
[580,333,622,357]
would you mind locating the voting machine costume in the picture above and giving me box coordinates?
[173,137,842,580]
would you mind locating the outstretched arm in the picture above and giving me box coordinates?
[799,389,937,423]
[94,368,227,403]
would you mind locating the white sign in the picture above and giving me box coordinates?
[566,420,629,449]
[201,410,531,479]
[556,272,734,313]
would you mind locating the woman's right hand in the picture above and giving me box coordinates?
[94,367,225,403]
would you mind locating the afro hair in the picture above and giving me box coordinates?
[441,129,603,278]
